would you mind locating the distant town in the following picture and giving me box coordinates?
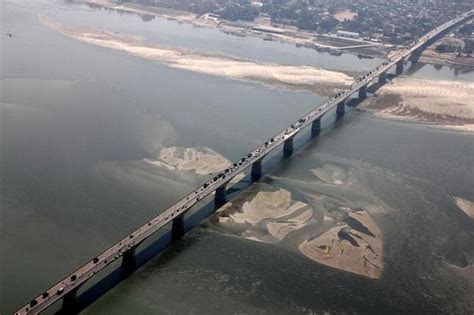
[90,0,473,64]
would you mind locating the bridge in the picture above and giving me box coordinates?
[16,10,473,315]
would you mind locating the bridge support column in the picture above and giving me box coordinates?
[336,101,345,120]
[409,48,421,63]
[311,117,321,136]
[396,59,404,75]
[215,184,227,202]
[171,214,185,241]
[378,73,387,83]
[283,136,294,154]
[358,85,367,99]
[121,247,137,278]
[251,159,263,179]
[60,287,79,314]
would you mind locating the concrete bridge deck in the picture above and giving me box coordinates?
[15,10,473,315]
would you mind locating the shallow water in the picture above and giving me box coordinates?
[1,1,473,314]
[42,1,383,72]
[84,115,474,314]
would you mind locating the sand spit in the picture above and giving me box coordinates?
[267,209,313,240]
[146,146,233,176]
[96,145,241,201]
[438,124,474,133]
[299,213,383,279]
[294,178,383,281]
[420,36,474,67]
[212,182,384,279]
[40,17,353,92]
[361,76,474,131]
[454,197,474,219]
[215,188,313,242]
[311,165,350,185]
[225,189,307,225]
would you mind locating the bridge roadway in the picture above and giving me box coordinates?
[16,10,474,315]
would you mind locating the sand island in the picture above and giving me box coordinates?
[212,187,384,279]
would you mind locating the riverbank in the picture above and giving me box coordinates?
[210,183,384,279]
[87,0,198,22]
[359,76,474,133]
[85,0,389,58]
[146,147,232,175]
[421,48,474,68]
[40,16,353,94]
[299,209,383,280]
[419,34,474,68]
[454,197,474,219]
[41,13,473,132]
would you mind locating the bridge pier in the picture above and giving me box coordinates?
[409,48,421,63]
[59,287,80,314]
[396,59,404,75]
[251,158,263,179]
[121,247,137,278]
[311,117,322,136]
[215,184,227,202]
[171,214,185,241]
[358,85,367,99]
[378,73,387,83]
[283,136,294,154]
[336,101,345,120]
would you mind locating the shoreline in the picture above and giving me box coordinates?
[358,76,474,133]
[453,197,474,219]
[84,0,390,58]
[85,0,474,69]
[43,8,474,133]
[212,186,384,279]
[84,0,474,70]
[40,16,354,95]
[363,109,474,133]
[359,107,474,133]
[421,48,474,68]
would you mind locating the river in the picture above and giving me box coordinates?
[1,1,473,314]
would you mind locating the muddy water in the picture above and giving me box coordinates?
[1,1,473,314]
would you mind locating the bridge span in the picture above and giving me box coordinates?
[16,10,473,315]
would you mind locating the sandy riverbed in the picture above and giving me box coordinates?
[299,226,382,279]
[146,146,232,176]
[145,146,246,186]
[360,76,474,132]
[454,197,474,219]
[311,165,350,185]
[40,13,473,132]
[41,17,353,93]
[211,182,384,279]
[85,0,388,56]
[420,36,474,67]
[421,49,474,68]
[214,188,313,242]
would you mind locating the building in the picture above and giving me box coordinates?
[254,13,271,26]
[337,30,360,39]
[252,25,285,35]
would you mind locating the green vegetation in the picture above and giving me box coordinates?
[124,0,472,45]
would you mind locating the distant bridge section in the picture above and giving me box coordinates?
[16,10,473,315]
